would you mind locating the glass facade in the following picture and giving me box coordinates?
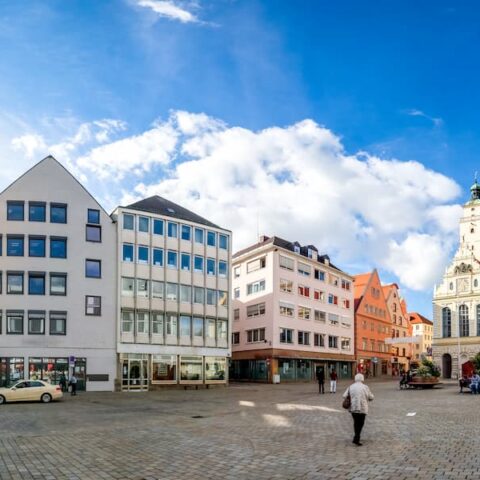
[0,357,25,387]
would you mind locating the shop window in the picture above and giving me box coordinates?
[152,355,176,382]
[180,356,203,382]
[205,357,226,381]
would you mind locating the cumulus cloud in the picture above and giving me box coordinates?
[11,133,48,159]
[135,0,198,23]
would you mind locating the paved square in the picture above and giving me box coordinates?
[0,380,476,479]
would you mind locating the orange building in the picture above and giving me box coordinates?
[354,270,392,377]
[382,284,413,374]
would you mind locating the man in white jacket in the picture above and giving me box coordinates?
[342,373,374,446]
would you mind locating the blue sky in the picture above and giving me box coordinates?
[1,0,478,316]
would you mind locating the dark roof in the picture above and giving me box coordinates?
[233,235,346,274]
[123,195,222,229]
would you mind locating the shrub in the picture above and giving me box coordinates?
[418,358,441,378]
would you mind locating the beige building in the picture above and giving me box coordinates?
[433,180,480,379]
[113,197,231,390]
[0,156,117,391]
[409,313,433,361]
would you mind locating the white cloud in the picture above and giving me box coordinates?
[11,134,48,159]
[405,108,443,127]
[135,0,198,23]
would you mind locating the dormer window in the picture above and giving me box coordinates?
[294,245,300,254]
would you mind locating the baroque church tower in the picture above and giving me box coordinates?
[433,180,480,379]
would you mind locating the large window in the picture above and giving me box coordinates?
[136,312,149,334]
[219,234,228,250]
[7,201,24,221]
[50,273,67,295]
[206,289,217,305]
[167,222,178,238]
[298,306,311,320]
[138,216,149,233]
[87,209,100,224]
[123,243,134,262]
[247,279,265,295]
[206,318,216,339]
[29,236,46,257]
[279,255,294,271]
[138,245,149,264]
[167,251,178,269]
[207,231,216,247]
[50,237,67,258]
[166,313,178,336]
[29,202,46,222]
[459,305,469,337]
[153,248,163,267]
[85,259,101,278]
[193,317,203,338]
[122,277,134,296]
[218,291,228,307]
[298,331,310,345]
[180,356,203,381]
[50,203,67,223]
[152,281,164,299]
[85,296,101,316]
[218,261,228,277]
[194,287,204,304]
[298,262,311,276]
[7,236,24,256]
[136,279,149,297]
[328,335,338,348]
[180,285,192,303]
[442,307,451,338]
[153,219,164,235]
[28,273,45,295]
[207,258,216,275]
[123,213,134,230]
[50,312,67,335]
[181,253,190,271]
[280,279,293,293]
[121,310,134,333]
[152,355,176,382]
[195,228,204,244]
[28,312,45,334]
[181,225,191,241]
[217,319,228,341]
[280,328,293,344]
[247,257,266,273]
[86,225,101,242]
[180,315,191,337]
[314,333,325,347]
[194,256,204,273]
[205,357,226,381]
[247,328,265,343]
[152,313,164,335]
[247,302,265,317]
[279,302,294,317]
[7,273,23,294]
[166,283,178,301]
[7,312,24,334]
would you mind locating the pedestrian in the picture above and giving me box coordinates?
[470,372,480,394]
[316,368,325,394]
[59,373,67,393]
[343,373,374,446]
[330,369,338,393]
[69,374,78,396]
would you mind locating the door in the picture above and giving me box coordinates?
[442,354,452,379]
[122,357,148,390]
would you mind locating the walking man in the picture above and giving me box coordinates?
[316,367,325,394]
[343,373,374,446]
[69,374,78,396]
[329,369,337,393]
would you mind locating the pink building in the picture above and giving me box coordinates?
[230,236,355,382]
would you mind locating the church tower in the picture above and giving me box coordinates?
[432,178,480,379]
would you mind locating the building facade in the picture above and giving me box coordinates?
[354,270,392,377]
[113,197,231,390]
[231,236,355,383]
[0,156,117,391]
[433,181,480,379]
[409,313,433,362]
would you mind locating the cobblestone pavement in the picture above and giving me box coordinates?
[0,379,477,480]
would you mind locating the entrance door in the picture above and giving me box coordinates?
[122,357,149,391]
[442,354,452,379]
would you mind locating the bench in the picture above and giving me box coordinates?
[459,379,474,393]
[407,381,442,389]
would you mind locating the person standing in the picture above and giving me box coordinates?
[316,367,325,394]
[343,373,374,446]
[330,369,338,393]
[69,374,78,396]
[59,373,67,393]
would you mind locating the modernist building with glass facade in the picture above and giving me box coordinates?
[0,156,117,391]
[231,236,355,383]
[113,196,231,390]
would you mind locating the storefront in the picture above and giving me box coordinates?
[28,357,86,391]
[0,357,25,387]
[278,358,352,382]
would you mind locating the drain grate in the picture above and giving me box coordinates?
[191,415,204,419]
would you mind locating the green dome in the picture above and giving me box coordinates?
[471,179,480,200]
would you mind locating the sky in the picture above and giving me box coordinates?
[1,0,479,317]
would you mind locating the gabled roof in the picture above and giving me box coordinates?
[409,312,433,326]
[353,272,372,300]
[123,195,222,229]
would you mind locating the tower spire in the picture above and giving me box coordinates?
[471,173,480,200]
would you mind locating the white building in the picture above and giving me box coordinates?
[0,156,117,391]
[113,197,231,390]
[433,180,480,379]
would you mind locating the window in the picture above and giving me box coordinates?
[247,257,266,273]
[314,333,325,347]
[121,310,134,333]
[193,317,203,337]
[341,279,351,290]
[459,305,469,337]
[280,302,294,317]
[153,248,164,267]
[87,209,100,224]
[234,308,240,321]
[180,316,191,337]
[298,306,311,320]
[217,319,228,341]
[166,283,178,301]
[362,338,368,350]
[328,294,338,305]
[194,256,204,273]
[136,279,149,298]
[341,337,351,350]
[328,335,338,348]
[314,290,324,301]
[167,222,178,238]
[247,302,266,317]
[50,237,67,258]
[314,269,325,281]
[206,318,216,339]
[207,231,216,247]
[167,251,178,269]
[153,219,164,235]
[181,225,191,241]
[181,253,190,271]
[138,245,149,264]
[219,234,228,250]
[50,203,67,223]
[298,331,310,345]
[136,312,149,334]
[122,277,134,296]
[280,328,293,344]
[234,266,240,278]
[7,273,23,294]
[29,236,45,257]
[138,216,149,233]
[7,312,23,334]
[279,255,294,271]
[29,202,46,222]
[232,332,240,344]
[152,313,164,335]
[85,259,101,278]
[330,275,339,287]
[85,296,101,315]
[207,258,216,276]
[28,273,45,295]
[247,328,265,343]
[247,279,265,295]
[50,312,66,335]
[218,290,228,307]
[28,312,45,334]
[342,299,350,309]
[194,286,204,304]
[123,214,134,230]
[206,289,217,305]
[7,236,24,256]
[123,243,134,262]
[280,279,293,293]
[7,201,24,221]
[234,287,240,299]
[86,225,101,242]
[329,314,339,326]
[195,228,204,244]
[218,261,228,277]
[442,307,451,338]
[298,285,310,297]
[314,310,326,322]
[166,313,178,336]
[180,285,192,303]
[298,262,311,276]
[50,273,66,295]
[152,281,164,299]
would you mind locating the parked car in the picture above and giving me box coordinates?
[0,380,63,404]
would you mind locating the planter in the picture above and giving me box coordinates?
[411,376,439,384]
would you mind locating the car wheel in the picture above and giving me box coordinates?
[41,393,52,404]
[0,395,5,405]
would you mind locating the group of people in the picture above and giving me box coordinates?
[58,373,78,396]
[460,372,480,394]
[399,370,414,389]
[316,368,338,393]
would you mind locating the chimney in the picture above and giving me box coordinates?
[259,235,269,243]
